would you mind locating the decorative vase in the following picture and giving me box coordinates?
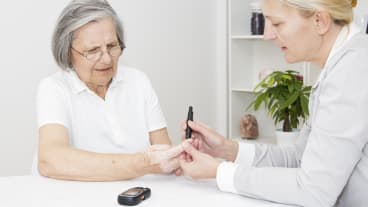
[275,129,300,146]
[240,114,259,139]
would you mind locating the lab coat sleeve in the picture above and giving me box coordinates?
[217,134,307,193]
[252,124,309,168]
[230,50,368,207]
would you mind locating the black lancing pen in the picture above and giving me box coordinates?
[185,106,193,139]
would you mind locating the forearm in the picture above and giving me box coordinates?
[38,146,158,181]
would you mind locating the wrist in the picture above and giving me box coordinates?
[221,140,239,162]
[137,152,154,174]
[211,160,221,178]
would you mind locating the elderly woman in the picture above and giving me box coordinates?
[180,0,368,206]
[36,0,183,181]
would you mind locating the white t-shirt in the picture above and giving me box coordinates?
[36,66,166,154]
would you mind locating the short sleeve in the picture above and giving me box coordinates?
[141,74,167,132]
[36,78,70,130]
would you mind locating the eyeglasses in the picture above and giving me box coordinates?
[71,43,124,62]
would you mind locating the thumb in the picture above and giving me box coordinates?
[183,141,201,159]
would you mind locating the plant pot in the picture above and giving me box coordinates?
[275,129,300,146]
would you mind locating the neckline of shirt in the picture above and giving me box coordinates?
[65,67,125,95]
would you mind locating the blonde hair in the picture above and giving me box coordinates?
[280,0,355,26]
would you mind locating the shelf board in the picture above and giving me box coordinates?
[232,136,276,145]
[231,35,264,40]
[231,88,254,93]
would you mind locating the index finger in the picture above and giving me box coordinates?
[187,121,212,138]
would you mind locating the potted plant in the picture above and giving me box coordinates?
[248,70,312,144]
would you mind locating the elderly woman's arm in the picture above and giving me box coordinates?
[38,124,177,181]
[149,128,171,145]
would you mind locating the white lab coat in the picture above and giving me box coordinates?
[224,30,368,206]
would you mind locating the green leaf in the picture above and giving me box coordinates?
[280,91,299,110]
[300,95,309,116]
[251,92,266,111]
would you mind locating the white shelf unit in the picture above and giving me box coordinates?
[232,35,264,40]
[227,0,320,140]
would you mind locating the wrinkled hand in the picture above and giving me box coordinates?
[179,141,220,179]
[145,144,184,173]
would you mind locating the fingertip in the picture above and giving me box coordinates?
[182,139,192,148]
[175,169,182,176]
[188,120,195,127]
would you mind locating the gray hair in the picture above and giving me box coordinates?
[52,0,125,70]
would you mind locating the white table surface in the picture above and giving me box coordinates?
[0,174,294,207]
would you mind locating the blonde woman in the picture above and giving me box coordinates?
[179,0,368,206]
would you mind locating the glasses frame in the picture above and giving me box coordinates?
[71,43,125,62]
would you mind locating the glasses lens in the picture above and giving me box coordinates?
[86,52,101,61]
[109,46,122,57]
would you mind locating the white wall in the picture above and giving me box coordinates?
[112,0,222,141]
[354,2,368,32]
[0,0,366,176]
[355,2,368,17]
[0,1,68,176]
[0,0,225,176]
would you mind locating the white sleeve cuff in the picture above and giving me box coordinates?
[234,142,255,166]
[216,161,239,193]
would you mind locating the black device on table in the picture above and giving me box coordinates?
[185,106,194,139]
[118,187,151,206]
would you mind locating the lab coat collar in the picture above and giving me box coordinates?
[312,23,361,89]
